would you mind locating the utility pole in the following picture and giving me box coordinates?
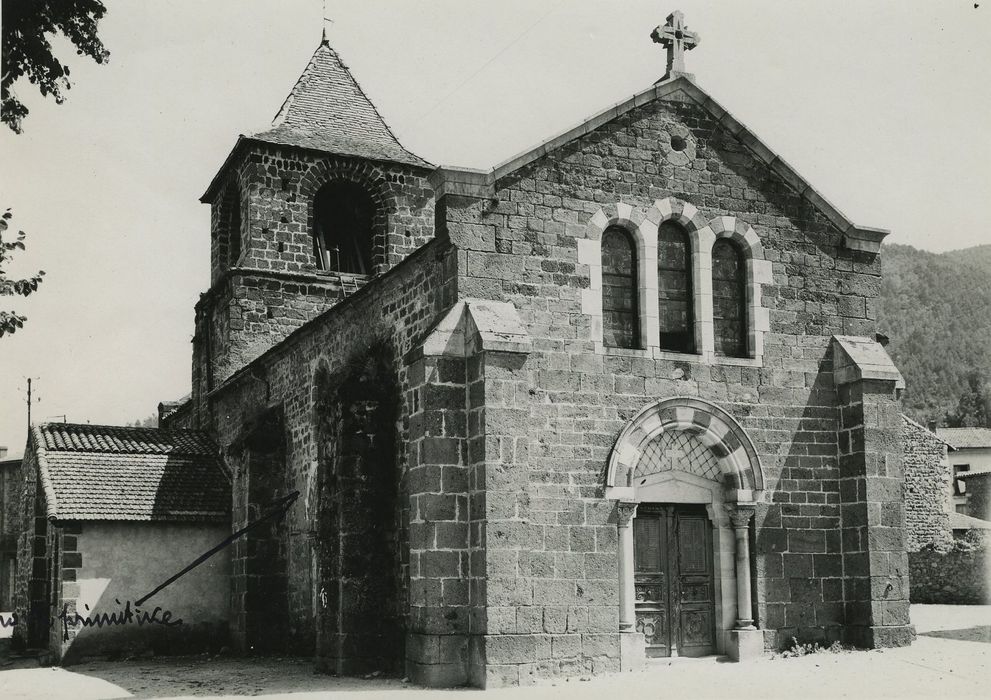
[24,377,40,431]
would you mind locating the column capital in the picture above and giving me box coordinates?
[724,503,755,529]
[617,501,639,527]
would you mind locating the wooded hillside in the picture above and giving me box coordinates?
[879,243,991,427]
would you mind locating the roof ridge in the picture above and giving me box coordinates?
[39,421,208,434]
[38,422,218,456]
[901,413,952,446]
[430,76,888,253]
[31,431,230,523]
[31,425,59,521]
[318,43,408,153]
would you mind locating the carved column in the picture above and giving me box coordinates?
[726,504,756,629]
[616,501,639,631]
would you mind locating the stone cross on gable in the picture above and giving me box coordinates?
[651,10,700,81]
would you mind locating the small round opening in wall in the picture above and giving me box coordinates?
[670,135,688,152]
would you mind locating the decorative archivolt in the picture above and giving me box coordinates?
[606,397,764,499]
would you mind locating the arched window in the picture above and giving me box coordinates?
[601,226,639,348]
[313,181,375,274]
[712,239,747,357]
[657,221,693,353]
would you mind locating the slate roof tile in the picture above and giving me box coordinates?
[34,423,229,523]
[251,42,430,169]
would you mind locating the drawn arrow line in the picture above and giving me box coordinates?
[135,490,300,606]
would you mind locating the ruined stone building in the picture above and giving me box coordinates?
[16,12,917,687]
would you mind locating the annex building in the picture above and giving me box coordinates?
[16,11,914,687]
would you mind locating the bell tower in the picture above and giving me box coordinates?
[189,37,436,423]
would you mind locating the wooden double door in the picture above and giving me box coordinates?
[633,504,715,657]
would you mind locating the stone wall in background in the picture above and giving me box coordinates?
[909,542,990,604]
[902,416,952,552]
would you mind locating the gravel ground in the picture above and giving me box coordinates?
[1,605,988,700]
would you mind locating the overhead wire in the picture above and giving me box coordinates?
[410,0,567,126]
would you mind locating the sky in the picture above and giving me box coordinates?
[1,1,989,457]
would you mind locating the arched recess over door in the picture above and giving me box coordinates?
[605,396,767,661]
[606,397,764,500]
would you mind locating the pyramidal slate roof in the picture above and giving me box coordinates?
[251,41,430,169]
[33,423,230,523]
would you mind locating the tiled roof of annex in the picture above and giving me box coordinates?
[33,423,230,523]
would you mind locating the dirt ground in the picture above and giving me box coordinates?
[1,605,989,700]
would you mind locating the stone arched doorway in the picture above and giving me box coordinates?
[605,397,765,662]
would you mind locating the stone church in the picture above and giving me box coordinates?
[19,10,915,688]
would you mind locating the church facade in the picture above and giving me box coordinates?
[163,12,912,688]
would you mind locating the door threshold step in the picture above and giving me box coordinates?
[647,654,728,665]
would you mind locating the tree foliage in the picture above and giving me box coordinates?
[2,0,110,133]
[130,414,159,428]
[879,243,991,427]
[0,209,45,336]
[945,370,991,428]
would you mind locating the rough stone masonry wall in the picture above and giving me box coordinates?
[224,408,292,654]
[208,146,435,281]
[192,146,436,423]
[12,450,46,651]
[208,239,458,667]
[313,347,405,676]
[901,416,952,552]
[196,270,362,389]
[909,545,991,604]
[439,89,892,683]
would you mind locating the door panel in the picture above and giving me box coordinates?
[633,505,715,658]
[634,511,670,657]
[675,509,715,656]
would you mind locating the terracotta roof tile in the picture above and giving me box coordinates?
[950,511,991,530]
[34,423,229,522]
[936,427,991,450]
[39,423,215,455]
[958,464,991,479]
